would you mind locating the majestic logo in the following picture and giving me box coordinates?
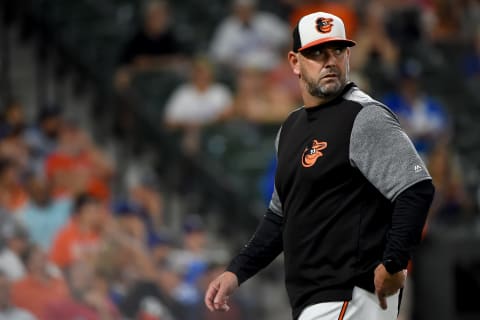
[316,17,334,33]
[301,139,328,168]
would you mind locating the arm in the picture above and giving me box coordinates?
[205,127,284,312]
[226,209,283,284]
[382,179,434,274]
[205,208,283,312]
[374,179,434,309]
[349,103,434,308]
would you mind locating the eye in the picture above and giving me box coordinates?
[333,48,345,56]
[303,49,325,59]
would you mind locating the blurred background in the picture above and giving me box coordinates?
[0,0,479,319]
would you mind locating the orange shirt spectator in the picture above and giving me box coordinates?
[11,245,70,319]
[49,194,102,269]
[49,220,100,269]
[289,1,358,39]
[45,120,114,202]
[45,151,110,201]
[11,274,70,319]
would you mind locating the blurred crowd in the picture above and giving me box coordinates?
[1,0,479,319]
[114,0,478,223]
[0,98,245,319]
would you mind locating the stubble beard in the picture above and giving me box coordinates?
[302,68,347,99]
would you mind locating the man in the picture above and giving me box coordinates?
[0,270,37,320]
[209,0,290,71]
[204,12,435,320]
[49,193,102,269]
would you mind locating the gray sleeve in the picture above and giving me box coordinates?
[268,127,283,216]
[350,105,432,201]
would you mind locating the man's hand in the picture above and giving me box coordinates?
[374,264,407,310]
[204,271,239,312]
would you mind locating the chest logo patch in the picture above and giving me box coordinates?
[301,139,328,168]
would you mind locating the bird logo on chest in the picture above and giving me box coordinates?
[301,139,328,168]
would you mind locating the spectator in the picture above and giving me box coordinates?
[115,0,189,88]
[164,57,234,128]
[0,101,30,175]
[209,0,290,72]
[0,270,37,320]
[382,58,451,159]
[164,57,234,155]
[99,214,179,319]
[123,166,168,237]
[112,200,148,242]
[11,245,69,319]
[0,126,30,175]
[233,67,296,123]
[0,99,26,132]
[45,120,114,201]
[426,143,473,225]
[350,2,399,93]
[17,174,72,251]
[0,218,29,281]
[23,104,63,176]
[49,193,102,270]
[0,157,28,214]
[167,214,209,309]
[44,261,120,320]
[423,0,462,45]
[266,45,303,106]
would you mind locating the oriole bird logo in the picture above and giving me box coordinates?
[316,17,334,33]
[302,139,328,168]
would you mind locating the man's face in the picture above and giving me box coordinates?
[292,43,350,99]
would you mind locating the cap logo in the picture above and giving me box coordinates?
[315,17,334,33]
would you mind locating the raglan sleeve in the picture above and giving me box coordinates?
[350,105,434,273]
[349,105,432,201]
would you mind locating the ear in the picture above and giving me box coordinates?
[288,51,301,77]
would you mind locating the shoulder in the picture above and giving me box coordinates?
[343,85,399,124]
[256,12,286,23]
[282,106,304,124]
[210,83,233,95]
[215,17,239,32]
[168,84,194,99]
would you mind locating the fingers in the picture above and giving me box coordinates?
[213,282,230,311]
[376,291,388,310]
[205,281,230,312]
[205,283,219,312]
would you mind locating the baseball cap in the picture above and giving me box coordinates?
[292,12,356,52]
[182,214,205,234]
[112,200,143,217]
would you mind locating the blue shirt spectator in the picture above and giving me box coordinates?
[382,59,450,158]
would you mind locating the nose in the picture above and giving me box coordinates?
[324,51,338,68]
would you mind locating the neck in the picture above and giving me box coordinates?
[302,94,337,108]
[302,87,346,108]
[301,81,350,108]
[31,270,49,282]
[0,301,9,310]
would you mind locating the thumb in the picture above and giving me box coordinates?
[376,291,388,310]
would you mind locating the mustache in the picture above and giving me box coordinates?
[319,68,340,78]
